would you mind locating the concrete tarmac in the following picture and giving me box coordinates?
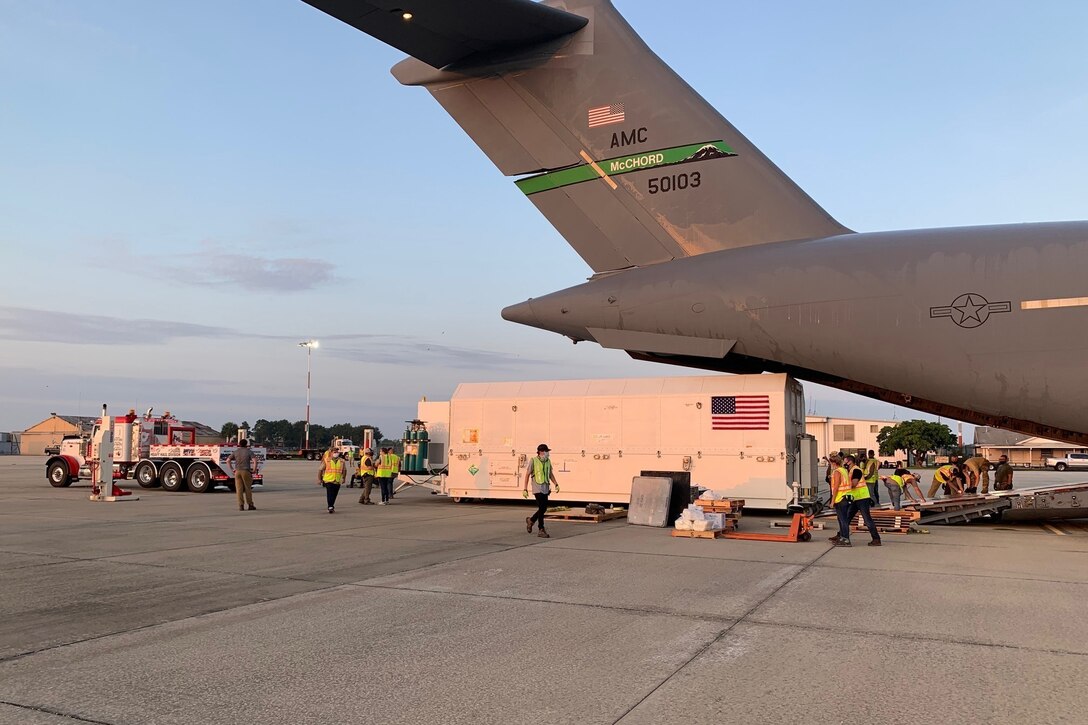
[1,457,1087,724]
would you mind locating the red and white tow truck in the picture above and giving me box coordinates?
[44,409,265,493]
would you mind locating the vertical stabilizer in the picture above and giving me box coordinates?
[306,0,851,272]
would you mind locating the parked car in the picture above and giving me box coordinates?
[1043,453,1088,471]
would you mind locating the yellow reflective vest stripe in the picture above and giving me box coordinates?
[322,458,345,483]
[848,465,871,500]
[531,457,552,484]
[361,456,377,475]
[888,474,904,489]
[863,459,878,483]
[832,466,851,503]
[934,465,956,483]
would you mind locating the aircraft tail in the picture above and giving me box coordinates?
[304,0,851,273]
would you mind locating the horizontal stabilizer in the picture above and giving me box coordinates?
[301,0,588,69]
[588,328,735,359]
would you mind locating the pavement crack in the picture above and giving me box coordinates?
[0,580,345,665]
[810,560,1088,586]
[611,545,835,724]
[353,582,735,623]
[742,618,1088,658]
[548,542,815,567]
[0,699,116,723]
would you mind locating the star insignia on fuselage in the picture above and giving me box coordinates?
[930,293,1012,328]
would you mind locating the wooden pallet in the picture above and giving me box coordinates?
[670,526,736,539]
[853,510,919,528]
[543,508,627,523]
[695,498,745,512]
[874,508,921,520]
[697,506,744,516]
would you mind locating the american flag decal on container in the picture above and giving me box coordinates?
[711,395,771,430]
[588,103,625,128]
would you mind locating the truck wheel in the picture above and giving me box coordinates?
[47,461,71,488]
[134,460,159,488]
[160,462,186,492]
[1055,463,1068,472]
[186,462,213,493]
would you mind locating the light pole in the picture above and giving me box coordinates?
[298,340,319,449]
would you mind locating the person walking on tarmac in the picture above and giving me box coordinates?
[317,445,346,513]
[862,450,880,505]
[357,447,378,505]
[522,443,559,538]
[830,454,882,547]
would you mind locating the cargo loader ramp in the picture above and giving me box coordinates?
[916,482,1088,525]
[393,471,446,496]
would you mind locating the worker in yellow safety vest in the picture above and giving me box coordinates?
[316,446,346,514]
[880,473,905,511]
[928,463,964,499]
[522,443,559,538]
[376,447,400,505]
[881,467,926,510]
[357,448,378,505]
[830,454,882,547]
[862,450,880,504]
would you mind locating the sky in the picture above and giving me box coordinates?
[2,0,1087,441]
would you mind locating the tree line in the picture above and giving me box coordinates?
[220,420,385,449]
[876,419,958,465]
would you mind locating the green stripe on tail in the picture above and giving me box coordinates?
[516,141,736,195]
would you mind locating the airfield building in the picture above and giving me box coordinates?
[20,413,221,455]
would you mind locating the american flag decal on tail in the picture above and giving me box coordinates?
[711,395,771,430]
[588,103,625,128]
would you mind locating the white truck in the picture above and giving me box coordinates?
[45,410,265,493]
[1044,453,1088,471]
[414,373,825,511]
[332,438,359,457]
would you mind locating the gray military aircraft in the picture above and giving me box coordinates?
[303,0,1087,444]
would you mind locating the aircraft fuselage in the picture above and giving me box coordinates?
[503,221,1088,442]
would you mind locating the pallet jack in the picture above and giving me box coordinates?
[722,513,814,543]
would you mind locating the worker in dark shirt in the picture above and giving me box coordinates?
[227,439,256,511]
[994,455,1015,490]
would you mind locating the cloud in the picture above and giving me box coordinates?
[94,240,335,293]
[190,254,335,292]
[0,306,547,372]
[322,339,550,370]
[0,306,235,345]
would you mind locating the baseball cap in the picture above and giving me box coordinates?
[537,443,550,452]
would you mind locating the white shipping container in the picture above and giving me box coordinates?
[434,373,822,510]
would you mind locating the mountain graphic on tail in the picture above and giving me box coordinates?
[682,144,737,163]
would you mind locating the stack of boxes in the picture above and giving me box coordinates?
[674,493,745,533]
